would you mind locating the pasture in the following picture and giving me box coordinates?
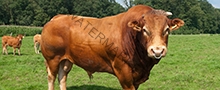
[0,35,220,90]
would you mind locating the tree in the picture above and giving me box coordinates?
[0,0,220,34]
[72,0,124,18]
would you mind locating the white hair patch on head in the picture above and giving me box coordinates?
[143,26,147,30]
[165,25,169,30]
[143,31,147,36]
[143,26,148,36]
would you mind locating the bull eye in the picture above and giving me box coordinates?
[143,26,151,36]
[163,28,170,36]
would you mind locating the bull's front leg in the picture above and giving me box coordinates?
[13,48,16,55]
[18,48,21,55]
[112,59,136,90]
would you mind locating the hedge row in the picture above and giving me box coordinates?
[0,25,42,36]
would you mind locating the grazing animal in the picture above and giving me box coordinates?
[41,5,184,90]
[33,34,41,54]
[2,34,24,55]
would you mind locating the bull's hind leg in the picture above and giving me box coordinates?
[2,46,5,55]
[37,43,40,54]
[34,43,37,54]
[2,45,8,55]
[34,43,39,54]
[58,59,73,90]
[5,48,8,55]
[45,59,60,90]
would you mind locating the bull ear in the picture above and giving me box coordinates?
[23,34,25,38]
[169,18,184,31]
[127,21,142,31]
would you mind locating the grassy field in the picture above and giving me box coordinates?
[0,35,220,90]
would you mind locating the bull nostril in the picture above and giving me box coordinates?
[150,46,165,59]
[152,48,163,53]
[153,49,162,56]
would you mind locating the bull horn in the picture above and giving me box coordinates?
[166,12,172,16]
[171,25,178,29]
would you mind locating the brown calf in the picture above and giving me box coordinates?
[2,34,24,55]
[33,34,41,54]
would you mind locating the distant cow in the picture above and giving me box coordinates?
[2,34,24,55]
[41,5,184,90]
[33,34,41,54]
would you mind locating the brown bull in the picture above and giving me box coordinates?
[33,34,41,54]
[2,34,24,55]
[41,5,184,90]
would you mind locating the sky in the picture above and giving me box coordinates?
[115,0,220,9]
[208,0,220,8]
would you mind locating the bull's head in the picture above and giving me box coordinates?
[16,34,24,41]
[128,10,184,60]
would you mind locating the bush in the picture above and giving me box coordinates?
[0,25,42,36]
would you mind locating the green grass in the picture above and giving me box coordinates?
[1,35,220,90]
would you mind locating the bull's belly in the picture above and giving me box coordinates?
[69,47,114,74]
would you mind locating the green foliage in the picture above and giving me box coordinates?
[0,25,42,36]
[1,35,220,89]
[0,0,125,26]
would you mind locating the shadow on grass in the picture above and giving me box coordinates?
[1,52,31,56]
[67,85,120,90]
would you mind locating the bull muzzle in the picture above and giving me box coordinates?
[148,46,167,59]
